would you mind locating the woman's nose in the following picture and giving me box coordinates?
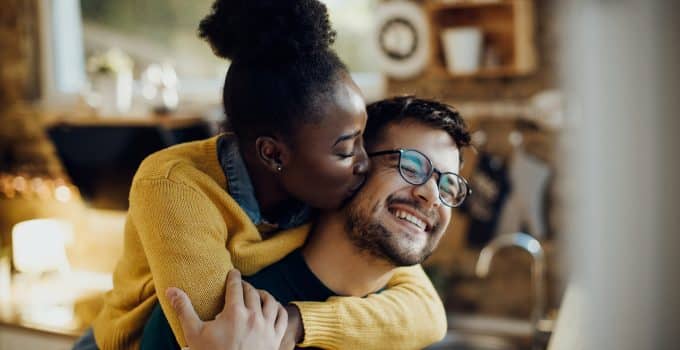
[353,146,370,175]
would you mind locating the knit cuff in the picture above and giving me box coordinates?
[290,301,342,349]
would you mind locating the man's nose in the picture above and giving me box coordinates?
[412,176,441,209]
[353,147,370,175]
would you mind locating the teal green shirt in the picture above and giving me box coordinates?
[140,249,335,350]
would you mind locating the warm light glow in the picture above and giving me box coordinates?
[0,255,10,303]
[11,219,72,274]
[12,176,27,192]
[54,185,72,203]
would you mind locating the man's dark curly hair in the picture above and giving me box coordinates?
[199,0,348,142]
[365,96,471,164]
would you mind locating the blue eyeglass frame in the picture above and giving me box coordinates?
[368,148,471,207]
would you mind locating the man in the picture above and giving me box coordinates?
[150,96,471,350]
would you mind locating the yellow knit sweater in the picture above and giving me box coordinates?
[91,136,447,350]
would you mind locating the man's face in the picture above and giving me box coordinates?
[345,120,460,266]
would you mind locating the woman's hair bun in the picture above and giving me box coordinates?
[198,0,336,62]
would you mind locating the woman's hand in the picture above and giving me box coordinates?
[167,269,288,350]
[279,305,303,350]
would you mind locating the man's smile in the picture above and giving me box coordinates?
[387,203,435,235]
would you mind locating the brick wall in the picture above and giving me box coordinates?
[397,0,565,318]
[0,0,40,107]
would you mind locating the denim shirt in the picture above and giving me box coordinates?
[217,134,310,232]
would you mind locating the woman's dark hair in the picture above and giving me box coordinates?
[199,0,348,143]
[365,96,471,163]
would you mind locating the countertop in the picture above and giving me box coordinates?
[42,114,209,129]
[0,270,111,338]
[547,285,583,350]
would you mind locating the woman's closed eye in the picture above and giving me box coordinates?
[337,151,356,158]
[334,141,360,159]
[333,130,363,159]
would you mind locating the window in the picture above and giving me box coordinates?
[40,1,385,108]
[39,0,87,106]
[80,0,224,80]
[80,0,380,77]
[325,0,380,73]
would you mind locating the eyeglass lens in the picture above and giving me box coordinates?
[399,150,467,207]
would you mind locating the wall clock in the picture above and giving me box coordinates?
[374,1,430,79]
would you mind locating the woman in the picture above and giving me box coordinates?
[75,0,446,349]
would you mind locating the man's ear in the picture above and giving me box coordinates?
[255,136,291,172]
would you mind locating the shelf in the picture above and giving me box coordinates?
[426,64,525,79]
[424,0,537,79]
[42,113,207,129]
[425,0,514,11]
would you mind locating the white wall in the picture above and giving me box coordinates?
[561,0,680,348]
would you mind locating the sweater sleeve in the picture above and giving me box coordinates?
[130,177,234,347]
[291,264,447,350]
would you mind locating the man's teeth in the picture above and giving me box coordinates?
[394,210,426,230]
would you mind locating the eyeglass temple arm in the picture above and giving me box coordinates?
[367,150,402,157]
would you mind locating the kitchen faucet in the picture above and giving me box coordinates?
[475,232,546,336]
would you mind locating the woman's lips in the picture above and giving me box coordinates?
[348,176,366,194]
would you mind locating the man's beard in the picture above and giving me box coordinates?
[344,196,441,266]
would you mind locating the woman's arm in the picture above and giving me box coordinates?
[291,264,447,350]
[131,177,236,347]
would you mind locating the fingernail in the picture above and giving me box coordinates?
[166,288,174,298]
[169,297,179,310]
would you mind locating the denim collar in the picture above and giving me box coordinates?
[217,134,310,230]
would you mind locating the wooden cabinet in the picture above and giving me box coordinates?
[45,115,214,210]
[423,0,537,78]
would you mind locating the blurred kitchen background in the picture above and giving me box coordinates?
[0,1,678,349]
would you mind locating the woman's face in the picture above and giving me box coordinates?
[280,75,369,209]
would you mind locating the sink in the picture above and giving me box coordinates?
[424,332,519,350]
[424,314,538,350]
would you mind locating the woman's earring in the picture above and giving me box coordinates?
[276,164,283,172]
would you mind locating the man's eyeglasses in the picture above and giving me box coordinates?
[368,149,471,208]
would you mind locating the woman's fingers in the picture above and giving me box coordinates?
[225,269,244,307]
[166,287,202,339]
[242,281,261,311]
